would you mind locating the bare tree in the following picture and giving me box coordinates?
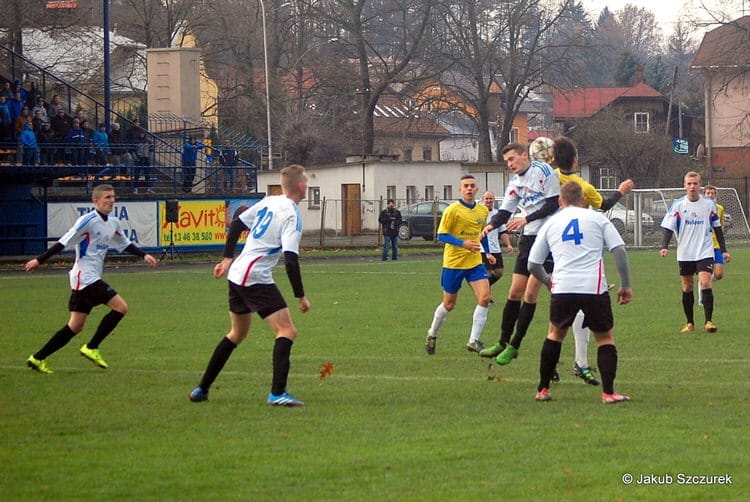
[309,0,436,157]
[494,0,594,156]
[575,108,686,186]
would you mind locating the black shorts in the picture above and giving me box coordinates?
[678,258,714,276]
[549,293,613,332]
[483,252,504,271]
[228,282,287,319]
[515,235,553,276]
[68,280,118,314]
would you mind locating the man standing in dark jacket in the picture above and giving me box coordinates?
[379,199,402,261]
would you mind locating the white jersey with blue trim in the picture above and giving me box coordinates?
[499,160,560,235]
[486,208,507,253]
[227,195,303,287]
[660,195,720,261]
[530,206,624,295]
[58,211,131,290]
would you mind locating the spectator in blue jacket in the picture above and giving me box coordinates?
[181,136,204,192]
[66,118,89,165]
[20,121,39,166]
[92,122,109,165]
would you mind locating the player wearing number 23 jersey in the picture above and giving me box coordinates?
[529,205,624,295]
[227,195,303,287]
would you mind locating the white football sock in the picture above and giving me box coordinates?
[572,310,590,368]
[469,305,488,343]
[429,303,450,337]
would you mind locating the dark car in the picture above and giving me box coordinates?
[398,200,451,240]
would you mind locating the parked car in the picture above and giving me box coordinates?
[604,202,655,234]
[398,200,451,240]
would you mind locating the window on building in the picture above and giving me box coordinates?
[406,185,417,204]
[423,146,432,161]
[424,185,434,200]
[509,127,519,144]
[634,112,649,133]
[307,187,321,209]
[386,185,396,203]
[403,148,413,162]
[443,185,452,200]
[599,168,617,190]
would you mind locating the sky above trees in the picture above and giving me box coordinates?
[582,0,747,37]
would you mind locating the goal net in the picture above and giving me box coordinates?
[598,187,750,248]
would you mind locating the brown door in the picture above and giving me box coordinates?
[341,184,361,236]
[267,184,282,195]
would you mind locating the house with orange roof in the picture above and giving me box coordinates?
[691,15,750,178]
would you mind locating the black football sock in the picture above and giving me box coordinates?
[682,291,694,324]
[86,310,125,349]
[488,274,500,286]
[34,324,77,360]
[510,302,537,349]
[198,337,237,391]
[702,288,714,322]
[539,338,562,391]
[597,344,618,395]
[271,337,294,396]
[499,299,521,346]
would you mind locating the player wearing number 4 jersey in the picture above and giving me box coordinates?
[528,181,633,404]
[189,165,311,407]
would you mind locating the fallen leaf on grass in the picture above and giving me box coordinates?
[320,362,334,380]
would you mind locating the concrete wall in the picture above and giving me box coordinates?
[146,48,202,129]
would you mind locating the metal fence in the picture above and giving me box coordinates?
[300,189,750,249]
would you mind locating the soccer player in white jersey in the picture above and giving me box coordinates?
[24,184,157,374]
[481,191,514,289]
[478,142,560,366]
[660,172,730,333]
[552,136,633,386]
[528,181,633,403]
[189,165,311,407]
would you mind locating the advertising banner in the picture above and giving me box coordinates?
[158,198,262,249]
[48,201,158,249]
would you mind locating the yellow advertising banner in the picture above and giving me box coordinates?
[159,199,258,247]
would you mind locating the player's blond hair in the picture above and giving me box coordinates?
[92,184,114,201]
[560,180,584,206]
[281,164,306,194]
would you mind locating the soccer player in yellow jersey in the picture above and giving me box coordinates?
[425,175,492,355]
[702,185,728,281]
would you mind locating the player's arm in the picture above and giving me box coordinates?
[659,229,673,257]
[25,242,65,272]
[528,260,550,287]
[499,230,514,254]
[599,179,634,211]
[611,245,633,304]
[284,251,310,312]
[214,217,249,278]
[124,243,157,267]
[513,195,559,231]
[487,209,511,231]
[437,233,481,252]
[713,226,730,263]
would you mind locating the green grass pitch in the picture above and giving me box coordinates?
[1,249,748,500]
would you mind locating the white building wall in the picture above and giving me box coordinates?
[258,160,510,233]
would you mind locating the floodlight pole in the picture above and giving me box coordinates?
[259,0,273,170]
[104,0,111,131]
